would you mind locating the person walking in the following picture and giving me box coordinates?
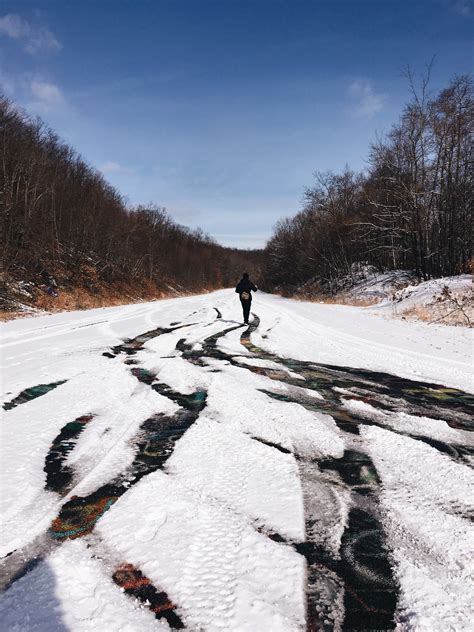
[235,272,257,324]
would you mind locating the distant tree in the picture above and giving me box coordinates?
[264,74,473,292]
[0,94,264,299]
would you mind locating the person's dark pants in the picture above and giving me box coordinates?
[241,299,251,324]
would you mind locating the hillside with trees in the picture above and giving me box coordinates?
[264,75,473,295]
[2,75,472,317]
[0,96,262,314]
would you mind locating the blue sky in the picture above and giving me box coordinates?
[1,1,472,248]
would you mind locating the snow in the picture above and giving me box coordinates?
[362,426,474,630]
[386,274,472,311]
[341,398,473,445]
[1,289,473,630]
[250,293,473,393]
[165,416,305,539]
[303,266,473,326]
[337,265,416,301]
[203,364,344,461]
[332,265,472,313]
[338,268,473,326]
[97,466,306,631]
[0,539,165,631]
[234,356,306,379]
[0,358,176,556]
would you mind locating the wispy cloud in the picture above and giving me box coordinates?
[99,161,134,175]
[0,68,15,96]
[0,68,69,115]
[29,80,65,111]
[452,0,472,16]
[348,79,385,119]
[0,13,61,54]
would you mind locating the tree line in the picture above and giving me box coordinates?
[0,95,262,302]
[264,74,473,293]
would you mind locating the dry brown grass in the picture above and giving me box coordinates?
[0,288,154,322]
[0,311,33,322]
[401,303,473,327]
[0,285,168,322]
[33,287,145,312]
[400,306,433,322]
[294,293,380,307]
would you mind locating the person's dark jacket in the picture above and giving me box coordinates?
[235,277,257,300]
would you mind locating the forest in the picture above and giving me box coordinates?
[1,75,472,312]
[264,75,473,294]
[0,95,262,311]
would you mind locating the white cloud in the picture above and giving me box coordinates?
[0,14,61,54]
[0,71,69,115]
[348,79,385,119]
[99,161,134,175]
[453,1,472,16]
[0,68,15,96]
[29,80,65,111]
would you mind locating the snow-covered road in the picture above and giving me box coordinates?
[1,290,473,631]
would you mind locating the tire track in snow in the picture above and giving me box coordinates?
[3,304,472,630]
[103,321,198,357]
[233,330,397,628]
[1,320,206,562]
[2,379,67,411]
[44,414,96,494]
[0,342,209,597]
[240,318,472,629]
[0,386,207,593]
[50,387,207,541]
[112,562,184,628]
[173,311,472,630]
[1,308,231,619]
[176,431,249,629]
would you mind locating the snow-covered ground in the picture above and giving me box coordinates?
[1,290,473,631]
[339,269,473,327]
[251,292,473,393]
